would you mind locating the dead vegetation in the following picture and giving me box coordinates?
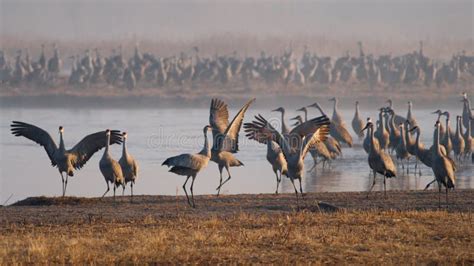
[0,190,473,264]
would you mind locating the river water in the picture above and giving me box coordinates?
[0,104,472,203]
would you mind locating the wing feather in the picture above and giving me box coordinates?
[69,130,123,170]
[221,98,255,152]
[10,121,58,166]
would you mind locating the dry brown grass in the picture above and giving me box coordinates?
[0,211,472,264]
[0,190,473,264]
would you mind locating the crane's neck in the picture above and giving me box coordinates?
[302,109,308,122]
[122,138,128,156]
[445,119,451,139]
[378,112,384,131]
[332,100,338,118]
[404,123,411,143]
[434,125,442,156]
[407,104,412,118]
[280,110,289,135]
[369,126,376,153]
[455,118,461,137]
[401,126,407,145]
[199,130,211,158]
[389,112,396,131]
[355,103,360,116]
[104,133,111,155]
[59,132,65,152]
[414,129,421,150]
[315,105,326,117]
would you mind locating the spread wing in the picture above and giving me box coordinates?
[209,98,229,137]
[300,116,331,159]
[10,121,58,166]
[221,98,256,152]
[244,114,291,156]
[68,130,123,170]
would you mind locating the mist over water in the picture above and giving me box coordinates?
[1,0,472,41]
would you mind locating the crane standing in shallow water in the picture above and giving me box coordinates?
[162,125,212,207]
[99,129,125,200]
[361,120,397,198]
[352,101,364,139]
[119,132,139,199]
[10,121,122,196]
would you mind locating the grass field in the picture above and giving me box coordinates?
[0,190,473,264]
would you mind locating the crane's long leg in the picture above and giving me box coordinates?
[60,172,65,197]
[64,175,69,196]
[216,165,224,196]
[131,182,134,199]
[289,177,299,208]
[190,175,196,208]
[101,181,110,198]
[182,176,191,207]
[445,176,449,208]
[216,165,232,192]
[383,175,387,198]
[406,158,409,175]
[274,170,280,194]
[367,170,377,198]
[424,179,436,190]
[122,184,126,196]
[438,181,441,209]
[298,177,304,198]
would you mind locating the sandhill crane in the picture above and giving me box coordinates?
[209,98,255,195]
[272,107,290,135]
[386,108,401,153]
[441,112,453,156]
[461,92,472,130]
[307,102,352,147]
[363,118,380,154]
[406,101,418,131]
[119,132,139,198]
[162,125,212,207]
[395,123,410,174]
[10,121,122,196]
[374,108,390,151]
[244,114,330,205]
[432,110,446,140]
[464,118,473,161]
[329,97,343,125]
[386,99,406,125]
[361,120,397,197]
[409,126,430,175]
[99,129,125,200]
[352,101,364,139]
[298,106,341,158]
[453,116,465,161]
[266,140,288,194]
[425,121,456,207]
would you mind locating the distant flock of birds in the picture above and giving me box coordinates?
[10,92,473,208]
[1,41,474,90]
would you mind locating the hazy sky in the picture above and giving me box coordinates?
[1,0,473,41]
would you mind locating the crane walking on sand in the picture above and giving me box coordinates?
[162,125,212,207]
[361,120,397,197]
[10,121,123,196]
[209,98,255,196]
[244,114,330,205]
[119,132,139,199]
[99,129,125,200]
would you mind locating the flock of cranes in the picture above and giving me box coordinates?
[2,42,474,90]
[9,93,473,208]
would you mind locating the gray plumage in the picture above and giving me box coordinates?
[244,114,330,205]
[361,121,397,198]
[119,132,139,198]
[395,123,411,173]
[351,101,364,139]
[99,129,125,200]
[308,101,352,147]
[374,109,390,151]
[162,125,212,207]
[452,116,465,161]
[10,121,122,196]
[210,98,255,195]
